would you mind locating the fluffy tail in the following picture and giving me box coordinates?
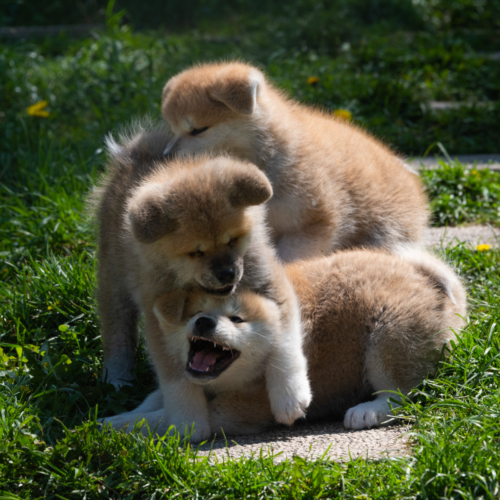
[393,244,467,315]
[104,116,172,163]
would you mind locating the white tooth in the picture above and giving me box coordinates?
[213,342,216,347]
[189,362,192,368]
[205,367,209,372]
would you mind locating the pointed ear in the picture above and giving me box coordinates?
[128,187,178,244]
[210,68,264,115]
[154,291,188,326]
[229,166,273,207]
[162,75,177,103]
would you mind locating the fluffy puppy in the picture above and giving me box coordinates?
[94,149,310,436]
[161,62,428,261]
[111,246,466,439]
[101,289,284,439]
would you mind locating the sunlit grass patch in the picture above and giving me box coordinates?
[421,160,500,227]
[1,4,500,495]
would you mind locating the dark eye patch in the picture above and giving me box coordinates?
[189,127,209,136]
[229,316,244,323]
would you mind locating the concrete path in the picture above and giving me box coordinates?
[195,224,498,463]
[408,154,500,171]
[423,225,499,248]
[197,420,410,463]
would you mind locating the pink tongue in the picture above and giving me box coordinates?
[191,348,223,372]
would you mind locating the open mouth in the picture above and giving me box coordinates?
[187,336,240,379]
[200,284,234,296]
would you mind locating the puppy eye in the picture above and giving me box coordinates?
[227,237,238,247]
[229,316,244,323]
[189,127,209,137]
[188,250,205,258]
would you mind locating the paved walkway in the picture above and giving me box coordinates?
[408,154,500,171]
[196,224,498,463]
[424,225,499,247]
[197,420,410,463]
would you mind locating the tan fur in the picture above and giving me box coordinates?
[125,248,466,439]
[93,128,275,386]
[94,147,311,434]
[162,62,429,261]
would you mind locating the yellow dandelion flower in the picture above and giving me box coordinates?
[476,244,491,252]
[307,76,320,85]
[333,109,353,121]
[470,169,480,177]
[26,100,50,118]
[47,305,53,310]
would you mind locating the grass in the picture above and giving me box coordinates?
[1,2,500,497]
[422,159,500,227]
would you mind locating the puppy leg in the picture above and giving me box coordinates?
[100,388,164,430]
[344,391,402,430]
[209,386,274,436]
[344,349,404,430]
[160,378,211,442]
[99,284,140,389]
[101,383,210,442]
[265,319,312,426]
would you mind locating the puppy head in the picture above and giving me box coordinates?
[128,156,272,294]
[154,289,281,387]
[161,62,265,160]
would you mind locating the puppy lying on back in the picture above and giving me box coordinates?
[94,148,311,439]
[161,62,429,261]
[110,246,464,440]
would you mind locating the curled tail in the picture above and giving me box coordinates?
[105,117,172,164]
[393,244,467,316]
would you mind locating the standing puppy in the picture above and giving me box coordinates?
[93,147,310,439]
[161,62,428,261]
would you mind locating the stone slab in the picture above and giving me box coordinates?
[408,154,500,171]
[196,420,410,463]
[423,225,499,248]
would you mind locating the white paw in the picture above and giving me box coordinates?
[99,411,145,431]
[271,377,312,426]
[344,400,391,430]
[100,409,211,442]
[175,418,211,443]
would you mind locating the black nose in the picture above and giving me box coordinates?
[215,267,236,284]
[195,316,216,336]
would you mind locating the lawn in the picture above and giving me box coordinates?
[1,1,500,498]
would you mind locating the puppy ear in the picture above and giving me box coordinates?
[229,167,273,207]
[128,187,178,244]
[162,76,176,104]
[154,291,188,326]
[210,68,264,115]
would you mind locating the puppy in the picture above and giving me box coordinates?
[161,62,429,261]
[102,289,285,439]
[94,149,311,436]
[107,246,466,440]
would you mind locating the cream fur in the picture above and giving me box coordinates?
[162,62,429,261]
[93,149,311,434]
[104,246,467,439]
[149,246,466,438]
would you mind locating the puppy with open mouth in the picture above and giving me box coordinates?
[104,246,466,441]
[94,146,311,440]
